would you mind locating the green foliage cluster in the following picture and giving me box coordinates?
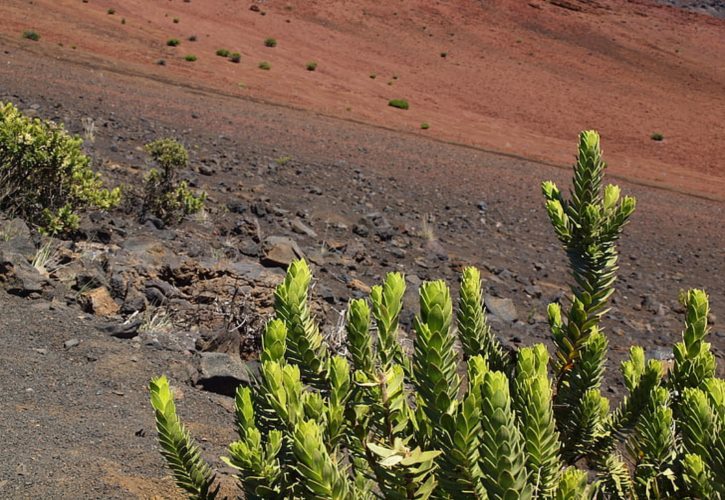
[150,132,723,499]
[22,30,40,41]
[142,139,205,224]
[167,38,181,47]
[216,49,230,57]
[264,38,278,48]
[388,99,409,110]
[185,55,198,62]
[306,62,318,72]
[259,61,271,71]
[0,102,120,233]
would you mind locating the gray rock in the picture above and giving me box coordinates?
[485,295,518,322]
[291,219,318,238]
[64,338,80,349]
[261,236,305,268]
[0,249,49,297]
[101,319,142,339]
[194,352,256,397]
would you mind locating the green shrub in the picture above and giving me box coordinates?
[187,35,197,42]
[306,61,317,71]
[421,122,430,130]
[264,37,277,48]
[22,30,40,41]
[142,139,205,224]
[0,102,120,233]
[184,54,197,62]
[229,52,241,63]
[150,132,723,498]
[167,38,180,47]
[215,48,230,57]
[258,61,271,70]
[388,98,409,110]
[651,132,664,141]
[107,8,115,15]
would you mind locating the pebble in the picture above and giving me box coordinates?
[64,338,80,349]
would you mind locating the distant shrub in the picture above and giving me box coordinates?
[369,73,377,79]
[229,52,241,63]
[107,8,115,15]
[121,18,126,25]
[184,54,197,62]
[216,48,230,57]
[651,132,664,141]
[440,51,448,57]
[0,102,121,233]
[258,61,271,70]
[166,38,180,47]
[388,99,409,110]
[264,37,277,48]
[157,59,166,66]
[306,61,317,71]
[188,35,197,42]
[142,139,205,224]
[421,122,430,130]
[22,30,40,41]
[173,18,180,24]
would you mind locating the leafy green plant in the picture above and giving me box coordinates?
[184,55,197,62]
[258,61,271,71]
[306,61,318,71]
[229,53,241,63]
[22,30,40,41]
[215,48,230,57]
[167,38,181,47]
[264,37,277,48]
[142,138,205,224]
[150,132,723,499]
[420,122,430,130]
[650,133,664,141]
[0,102,120,233]
[388,99,409,110]
[107,8,115,15]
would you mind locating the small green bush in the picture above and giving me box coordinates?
[305,61,317,71]
[215,48,230,57]
[229,52,241,63]
[264,37,277,48]
[258,61,271,70]
[187,35,197,42]
[107,8,115,15]
[0,102,120,233]
[388,99,409,110]
[421,122,430,130]
[184,54,197,62]
[173,17,180,24]
[651,132,664,141]
[22,30,40,41]
[166,38,180,47]
[142,139,205,224]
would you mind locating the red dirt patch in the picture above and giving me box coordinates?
[1,0,724,199]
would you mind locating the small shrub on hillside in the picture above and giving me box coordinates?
[166,38,180,47]
[22,30,40,41]
[173,17,180,24]
[229,52,241,63]
[388,98,409,110]
[184,54,197,62]
[258,61,271,70]
[421,122,430,130]
[264,37,277,47]
[305,61,317,71]
[107,8,115,15]
[215,48,230,57]
[0,102,120,233]
[651,132,664,141]
[187,35,197,42]
[142,138,205,224]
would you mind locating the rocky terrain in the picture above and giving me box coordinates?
[1,0,724,498]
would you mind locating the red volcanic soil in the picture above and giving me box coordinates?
[1,0,724,199]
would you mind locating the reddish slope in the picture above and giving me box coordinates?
[1,0,724,199]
